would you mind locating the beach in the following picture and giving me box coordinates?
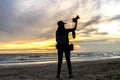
[0,58,120,80]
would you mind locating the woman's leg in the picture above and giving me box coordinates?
[57,49,63,76]
[65,51,72,76]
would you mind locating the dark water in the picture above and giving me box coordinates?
[0,51,120,64]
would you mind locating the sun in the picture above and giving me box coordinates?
[97,22,120,35]
[106,22,119,35]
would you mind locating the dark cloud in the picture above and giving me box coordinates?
[80,15,101,30]
[109,15,120,21]
[0,0,16,31]
[81,29,97,34]
[96,32,108,35]
[81,28,108,35]
[0,0,102,42]
[79,39,108,43]
[0,0,54,42]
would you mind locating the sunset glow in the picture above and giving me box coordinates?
[0,0,120,53]
[0,38,81,53]
[0,39,56,53]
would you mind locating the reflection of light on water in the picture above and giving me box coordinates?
[110,56,120,59]
[0,61,57,68]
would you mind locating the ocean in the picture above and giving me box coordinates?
[0,51,120,65]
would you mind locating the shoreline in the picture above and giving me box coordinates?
[0,57,120,67]
[0,57,120,68]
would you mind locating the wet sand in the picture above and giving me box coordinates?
[0,58,120,80]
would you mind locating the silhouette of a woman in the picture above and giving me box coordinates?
[56,20,77,78]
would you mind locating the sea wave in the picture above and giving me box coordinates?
[0,52,120,64]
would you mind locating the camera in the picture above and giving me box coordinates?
[72,15,80,23]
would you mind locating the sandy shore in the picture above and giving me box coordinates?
[0,58,120,80]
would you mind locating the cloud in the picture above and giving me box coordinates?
[0,0,57,42]
[79,15,101,30]
[80,39,108,43]
[81,28,108,35]
[0,0,16,31]
[81,29,97,34]
[0,0,82,42]
[96,32,108,35]
[0,0,119,44]
[0,0,120,52]
[109,15,120,21]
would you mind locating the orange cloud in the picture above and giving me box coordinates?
[0,37,81,53]
[0,38,56,53]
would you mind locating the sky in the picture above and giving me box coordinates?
[0,0,120,53]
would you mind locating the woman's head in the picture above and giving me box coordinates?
[57,21,66,30]
[57,21,66,34]
[57,21,66,26]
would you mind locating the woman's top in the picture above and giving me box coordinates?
[56,28,74,44]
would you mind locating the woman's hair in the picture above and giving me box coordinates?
[57,21,65,35]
